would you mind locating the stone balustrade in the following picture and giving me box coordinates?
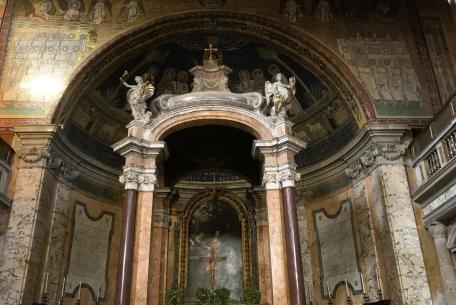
[412,95,456,188]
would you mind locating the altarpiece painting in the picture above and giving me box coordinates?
[179,191,253,302]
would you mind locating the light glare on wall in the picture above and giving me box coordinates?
[20,75,65,98]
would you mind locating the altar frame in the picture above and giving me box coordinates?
[178,189,254,291]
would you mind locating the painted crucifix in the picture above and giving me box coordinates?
[190,230,227,288]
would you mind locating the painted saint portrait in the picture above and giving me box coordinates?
[187,200,242,301]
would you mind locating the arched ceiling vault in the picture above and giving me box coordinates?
[53,11,375,170]
[53,11,373,124]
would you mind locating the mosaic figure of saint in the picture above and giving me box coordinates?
[118,0,145,23]
[316,0,332,24]
[93,0,106,24]
[64,0,82,21]
[252,68,265,94]
[237,70,253,93]
[175,71,190,94]
[157,68,176,95]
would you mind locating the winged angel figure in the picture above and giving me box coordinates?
[120,72,155,124]
[264,73,296,117]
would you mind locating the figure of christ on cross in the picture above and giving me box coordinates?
[189,230,227,289]
[204,43,218,60]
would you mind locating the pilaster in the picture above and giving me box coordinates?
[0,125,59,305]
[428,222,456,305]
[344,164,379,302]
[344,125,432,305]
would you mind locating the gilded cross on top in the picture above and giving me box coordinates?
[204,43,218,60]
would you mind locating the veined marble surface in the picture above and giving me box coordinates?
[353,180,380,301]
[0,166,56,305]
[372,164,432,305]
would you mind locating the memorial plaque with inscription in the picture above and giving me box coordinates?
[314,200,361,297]
[65,203,113,299]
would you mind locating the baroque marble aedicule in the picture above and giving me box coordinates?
[123,49,299,126]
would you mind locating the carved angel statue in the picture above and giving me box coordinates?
[264,73,296,117]
[120,71,155,124]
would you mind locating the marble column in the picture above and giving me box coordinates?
[116,187,138,305]
[367,142,432,305]
[282,177,305,305]
[428,222,456,305]
[0,125,58,305]
[113,136,168,305]
[253,135,306,305]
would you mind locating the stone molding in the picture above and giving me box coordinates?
[152,208,170,228]
[300,124,409,188]
[339,125,410,182]
[428,221,448,240]
[119,166,158,191]
[112,136,169,160]
[448,225,456,251]
[255,207,268,226]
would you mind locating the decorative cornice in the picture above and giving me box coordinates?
[62,165,80,182]
[427,221,448,240]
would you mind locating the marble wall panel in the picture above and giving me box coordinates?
[0,205,9,256]
[297,204,314,305]
[59,189,122,305]
[352,180,379,301]
[43,181,72,305]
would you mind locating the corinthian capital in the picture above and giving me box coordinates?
[138,169,157,192]
[119,166,158,191]
[277,165,300,188]
[17,146,50,164]
[374,142,408,161]
[119,167,141,190]
[345,160,362,180]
